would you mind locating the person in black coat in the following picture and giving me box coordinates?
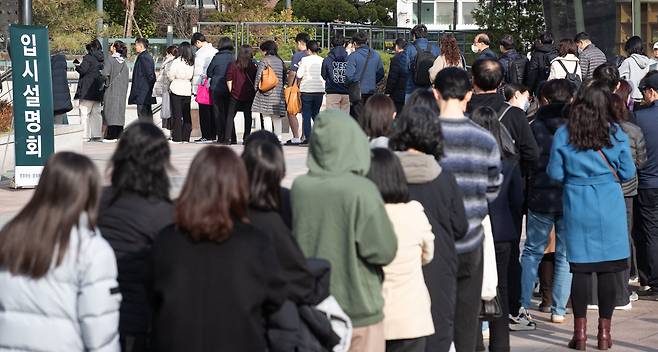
[385,38,408,114]
[525,32,558,96]
[75,39,104,140]
[51,53,73,122]
[151,146,286,352]
[390,101,468,352]
[128,38,157,122]
[206,37,236,144]
[97,123,174,352]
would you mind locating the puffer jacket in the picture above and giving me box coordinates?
[621,121,647,196]
[0,215,121,352]
[74,49,104,101]
[619,54,653,101]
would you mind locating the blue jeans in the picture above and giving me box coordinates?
[520,211,572,315]
[301,94,323,140]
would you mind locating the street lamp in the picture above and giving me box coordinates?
[22,0,32,25]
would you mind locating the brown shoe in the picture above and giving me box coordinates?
[597,318,612,350]
[568,317,587,350]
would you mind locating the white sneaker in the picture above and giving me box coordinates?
[169,140,183,144]
[587,304,599,310]
[551,314,565,323]
[615,302,633,311]
[509,307,536,331]
[101,139,118,143]
[630,292,639,302]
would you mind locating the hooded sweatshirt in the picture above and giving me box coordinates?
[526,44,558,94]
[321,46,349,95]
[620,53,653,101]
[291,110,397,327]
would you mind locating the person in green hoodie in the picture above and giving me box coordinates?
[291,110,398,352]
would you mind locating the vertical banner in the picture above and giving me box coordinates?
[9,25,55,188]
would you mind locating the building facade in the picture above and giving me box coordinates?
[0,0,20,49]
[396,0,480,30]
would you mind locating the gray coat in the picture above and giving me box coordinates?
[154,57,175,120]
[102,56,130,127]
[252,55,286,117]
[0,215,121,352]
[621,121,647,197]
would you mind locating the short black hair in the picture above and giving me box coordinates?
[412,24,428,39]
[295,32,310,44]
[217,36,234,52]
[191,32,206,45]
[593,62,621,91]
[395,38,407,50]
[307,40,322,54]
[86,39,102,52]
[135,37,149,49]
[260,40,278,56]
[434,67,472,100]
[352,32,369,46]
[472,59,503,91]
[389,105,444,159]
[540,79,575,104]
[503,83,528,101]
[625,36,645,56]
[539,31,554,45]
[500,34,515,50]
[574,32,590,43]
[331,33,345,48]
[406,89,440,115]
[367,148,409,204]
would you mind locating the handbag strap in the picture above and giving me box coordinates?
[597,150,620,181]
[106,62,125,90]
[557,59,569,76]
[358,49,372,83]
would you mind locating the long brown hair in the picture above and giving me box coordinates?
[567,81,615,150]
[440,34,461,67]
[236,45,254,72]
[176,146,249,242]
[359,94,396,138]
[0,152,101,278]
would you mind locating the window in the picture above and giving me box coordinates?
[436,2,455,25]
[462,1,479,25]
[421,2,435,25]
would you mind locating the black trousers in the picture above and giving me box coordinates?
[120,334,150,352]
[507,240,522,315]
[572,271,622,319]
[105,126,123,140]
[386,337,426,352]
[170,94,192,142]
[198,103,216,140]
[634,188,658,290]
[488,241,512,352]
[227,97,253,143]
[213,91,233,143]
[424,257,457,352]
[626,197,639,279]
[454,246,484,352]
[136,104,153,123]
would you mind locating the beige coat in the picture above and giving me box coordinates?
[382,201,435,340]
[429,55,464,83]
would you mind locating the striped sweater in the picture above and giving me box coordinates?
[439,116,503,254]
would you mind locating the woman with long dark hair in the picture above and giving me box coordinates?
[97,122,173,352]
[75,38,105,141]
[167,41,195,143]
[151,146,286,352]
[207,37,236,143]
[102,40,130,140]
[252,40,287,139]
[547,81,636,350]
[0,152,120,351]
[429,34,464,83]
[226,45,258,142]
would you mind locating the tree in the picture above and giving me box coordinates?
[472,0,545,52]
[281,0,394,25]
[33,0,101,52]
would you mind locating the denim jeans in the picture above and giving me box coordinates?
[301,94,323,140]
[520,211,572,315]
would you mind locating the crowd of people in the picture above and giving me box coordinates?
[2,23,658,352]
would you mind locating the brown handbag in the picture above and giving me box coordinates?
[285,77,302,116]
[259,61,279,93]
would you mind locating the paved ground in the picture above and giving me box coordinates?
[1,142,657,351]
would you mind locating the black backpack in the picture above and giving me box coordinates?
[540,51,558,81]
[411,43,437,87]
[557,60,582,89]
[496,105,518,158]
[506,56,528,84]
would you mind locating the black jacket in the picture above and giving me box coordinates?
[498,49,524,83]
[525,44,558,95]
[489,159,524,242]
[151,222,287,352]
[528,103,567,215]
[321,46,349,95]
[206,49,235,95]
[74,49,104,101]
[385,52,407,103]
[128,51,156,105]
[477,47,498,61]
[51,54,73,115]
[97,187,174,335]
[467,93,540,175]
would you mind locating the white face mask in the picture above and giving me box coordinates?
[471,44,479,54]
[521,97,530,112]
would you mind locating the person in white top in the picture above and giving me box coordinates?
[167,42,195,143]
[548,39,582,81]
[296,40,326,143]
[191,33,219,143]
[366,148,435,351]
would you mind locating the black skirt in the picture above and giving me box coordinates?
[570,259,628,273]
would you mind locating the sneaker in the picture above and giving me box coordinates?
[551,314,565,323]
[102,139,118,143]
[284,138,301,146]
[509,308,536,331]
[630,292,639,302]
[169,140,183,144]
[88,137,103,142]
[629,276,640,285]
[194,138,213,144]
[587,304,599,310]
[638,288,658,301]
[538,304,551,313]
[615,302,633,311]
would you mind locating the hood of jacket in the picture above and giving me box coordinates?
[535,103,567,134]
[553,54,579,62]
[89,49,104,62]
[307,110,371,177]
[396,151,442,184]
[329,46,348,61]
[629,54,652,69]
[468,92,506,112]
[503,49,522,60]
[534,44,556,55]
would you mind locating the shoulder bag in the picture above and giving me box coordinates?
[598,150,620,182]
[259,57,280,93]
[196,78,213,105]
[348,49,372,104]
[285,76,302,116]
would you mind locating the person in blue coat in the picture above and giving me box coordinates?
[547,81,636,351]
[128,38,157,122]
[401,24,440,98]
[345,32,385,119]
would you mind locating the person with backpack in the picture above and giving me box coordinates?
[548,39,582,87]
[574,32,607,81]
[322,34,350,114]
[526,31,558,96]
[498,34,528,85]
[402,24,440,99]
[345,32,385,119]
[385,38,408,114]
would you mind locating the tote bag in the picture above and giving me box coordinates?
[285,78,302,116]
[259,64,279,93]
[195,78,213,105]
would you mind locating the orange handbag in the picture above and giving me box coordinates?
[259,63,279,92]
[285,79,301,115]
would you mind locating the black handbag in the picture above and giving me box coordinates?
[348,49,372,104]
[479,291,503,321]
